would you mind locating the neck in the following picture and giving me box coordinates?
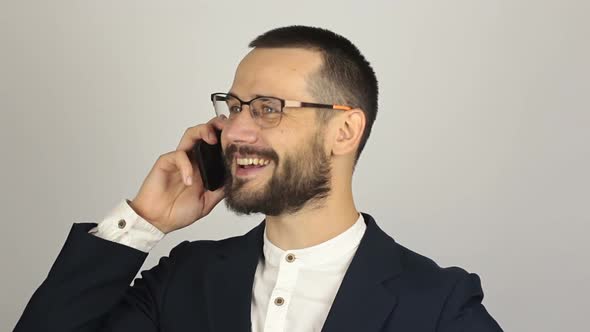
[264,179,359,250]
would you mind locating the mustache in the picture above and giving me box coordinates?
[224,143,279,164]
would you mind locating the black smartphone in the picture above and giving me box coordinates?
[190,129,226,191]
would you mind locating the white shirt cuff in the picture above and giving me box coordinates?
[88,199,165,252]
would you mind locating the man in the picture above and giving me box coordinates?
[15,26,503,331]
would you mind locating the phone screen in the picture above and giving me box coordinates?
[190,129,226,191]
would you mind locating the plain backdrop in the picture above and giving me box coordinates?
[1,0,588,331]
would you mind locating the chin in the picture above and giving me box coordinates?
[234,171,270,187]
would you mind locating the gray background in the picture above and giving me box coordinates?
[1,0,588,331]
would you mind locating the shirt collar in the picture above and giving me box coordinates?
[262,213,366,268]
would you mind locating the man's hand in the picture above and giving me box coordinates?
[130,116,227,234]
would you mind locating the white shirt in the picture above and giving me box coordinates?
[89,199,366,332]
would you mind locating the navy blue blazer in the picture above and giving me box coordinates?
[15,213,503,331]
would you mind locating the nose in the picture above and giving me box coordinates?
[223,105,260,145]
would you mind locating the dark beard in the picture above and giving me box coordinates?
[222,132,331,216]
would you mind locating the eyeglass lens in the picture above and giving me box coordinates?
[212,94,282,128]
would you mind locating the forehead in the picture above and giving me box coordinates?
[229,47,323,101]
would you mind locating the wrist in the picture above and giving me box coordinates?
[127,199,171,234]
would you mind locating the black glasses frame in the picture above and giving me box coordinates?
[210,92,353,127]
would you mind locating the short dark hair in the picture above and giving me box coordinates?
[249,25,378,164]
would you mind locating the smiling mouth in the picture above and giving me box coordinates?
[236,157,271,168]
[232,156,274,178]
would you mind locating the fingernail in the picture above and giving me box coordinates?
[186,176,192,185]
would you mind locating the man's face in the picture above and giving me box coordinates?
[221,47,333,216]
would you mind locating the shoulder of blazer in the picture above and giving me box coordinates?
[389,238,474,294]
[164,219,266,269]
[361,213,472,292]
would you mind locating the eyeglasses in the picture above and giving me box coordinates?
[210,92,353,128]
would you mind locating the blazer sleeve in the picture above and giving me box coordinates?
[436,268,504,332]
[14,222,189,332]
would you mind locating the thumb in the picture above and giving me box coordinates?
[202,187,225,216]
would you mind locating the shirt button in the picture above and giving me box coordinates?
[274,297,285,306]
[117,219,126,229]
[285,253,296,263]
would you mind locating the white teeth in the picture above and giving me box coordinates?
[236,157,271,166]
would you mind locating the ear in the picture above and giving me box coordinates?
[331,108,365,157]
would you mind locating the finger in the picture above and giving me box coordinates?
[173,150,195,186]
[201,116,228,145]
[175,115,229,153]
[175,123,217,152]
[207,115,228,131]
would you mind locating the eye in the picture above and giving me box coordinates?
[262,105,278,114]
[259,99,281,114]
[228,105,241,113]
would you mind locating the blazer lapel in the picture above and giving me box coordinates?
[203,213,404,332]
[321,213,404,332]
[204,220,265,332]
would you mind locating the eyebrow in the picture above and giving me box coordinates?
[227,91,279,101]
